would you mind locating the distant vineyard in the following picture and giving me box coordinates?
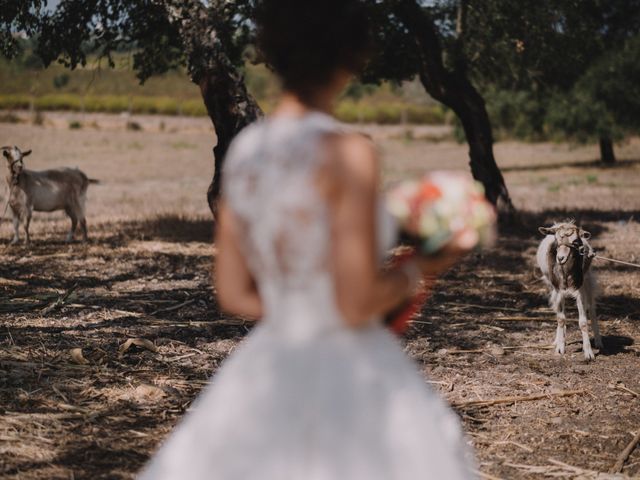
[0,93,447,125]
[0,94,208,117]
[0,56,447,125]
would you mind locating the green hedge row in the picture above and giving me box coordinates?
[0,94,447,125]
[336,101,446,125]
[0,94,208,117]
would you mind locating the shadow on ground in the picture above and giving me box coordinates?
[502,158,640,173]
[1,207,639,478]
[120,214,215,243]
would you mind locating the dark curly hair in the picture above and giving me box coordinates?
[256,0,371,99]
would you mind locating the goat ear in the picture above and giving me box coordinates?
[22,149,32,157]
[2,150,9,160]
[580,229,591,240]
[538,227,554,236]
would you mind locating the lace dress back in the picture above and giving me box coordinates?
[224,113,390,337]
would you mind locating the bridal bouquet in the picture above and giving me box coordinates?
[386,171,497,255]
[384,171,497,334]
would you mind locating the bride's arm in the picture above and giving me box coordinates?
[214,201,263,319]
[327,134,463,328]
[327,134,416,328]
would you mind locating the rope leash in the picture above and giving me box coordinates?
[594,255,640,269]
[566,240,640,269]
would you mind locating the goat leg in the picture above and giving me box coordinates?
[576,290,595,360]
[24,208,31,245]
[10,212,20,244]
[66,214,77,243]
[80,218,88,242]
[551,291,566,355]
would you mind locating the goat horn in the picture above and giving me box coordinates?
[0,146,10,150]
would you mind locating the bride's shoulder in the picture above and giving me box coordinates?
[224,121,266,171]
[324,131,379,183]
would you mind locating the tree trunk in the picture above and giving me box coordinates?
[395,0,514,213]
[170,1,263,217]
[444,75,513,209]
[599,136,616,164]
[195,68,262,217]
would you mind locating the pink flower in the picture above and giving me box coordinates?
[386,171,497,254]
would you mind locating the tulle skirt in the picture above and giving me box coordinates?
[139,322,476,479]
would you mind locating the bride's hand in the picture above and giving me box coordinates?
[415,228,477,278]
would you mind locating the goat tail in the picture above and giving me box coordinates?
[88,178,100,185]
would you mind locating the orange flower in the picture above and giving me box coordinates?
[418,183,442,201]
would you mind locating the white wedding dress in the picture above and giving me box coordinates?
[139,112,476,479]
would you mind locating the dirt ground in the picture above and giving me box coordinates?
[1,113,639,479]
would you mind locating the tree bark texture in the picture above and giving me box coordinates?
[395,0,514,212]
[599,136,616,164]
[196,67,262,216]
[170,0,264,217]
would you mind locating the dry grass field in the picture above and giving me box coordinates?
[1,112,639,479]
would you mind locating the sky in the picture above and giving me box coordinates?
[45,0,61,11]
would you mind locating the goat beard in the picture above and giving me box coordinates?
[547,240,585,290]
[554,251,584,291]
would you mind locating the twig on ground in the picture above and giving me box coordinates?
[164,339,205,354]
[149,298,197,316]
[112,309,144,317]
[442,344,553,355]
[442,302,521,312]
[3,411,86,420]
[426,380,454,391]
[163,352,198,363]
[504,458,621,478]
[613,384,639,398]
[451,389,587,408]
[41,283,79,315]
[502,344,554,350]
[494,440,534,453]
[611,431,640,474]
[0,277,27,286]
[408,320,433,325]
[548,458,625,478]
[443,348,486,354]
[491,316,554,322]
[140,319,246,330]
[51,385,69,404]
[503,461,555,475]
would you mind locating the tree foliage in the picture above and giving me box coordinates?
[578,35,640,131]
[453,0,640,150]
[0,0,44,58]
[14,0,256,86]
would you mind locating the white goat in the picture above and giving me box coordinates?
[536,220,603,360]
[2,145,98,244]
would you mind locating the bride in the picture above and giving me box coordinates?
[140,0,476,478]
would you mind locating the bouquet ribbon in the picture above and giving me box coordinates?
[383,250,434,335]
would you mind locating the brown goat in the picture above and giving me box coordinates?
[536,220,602,360]
[2,145,98,244]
